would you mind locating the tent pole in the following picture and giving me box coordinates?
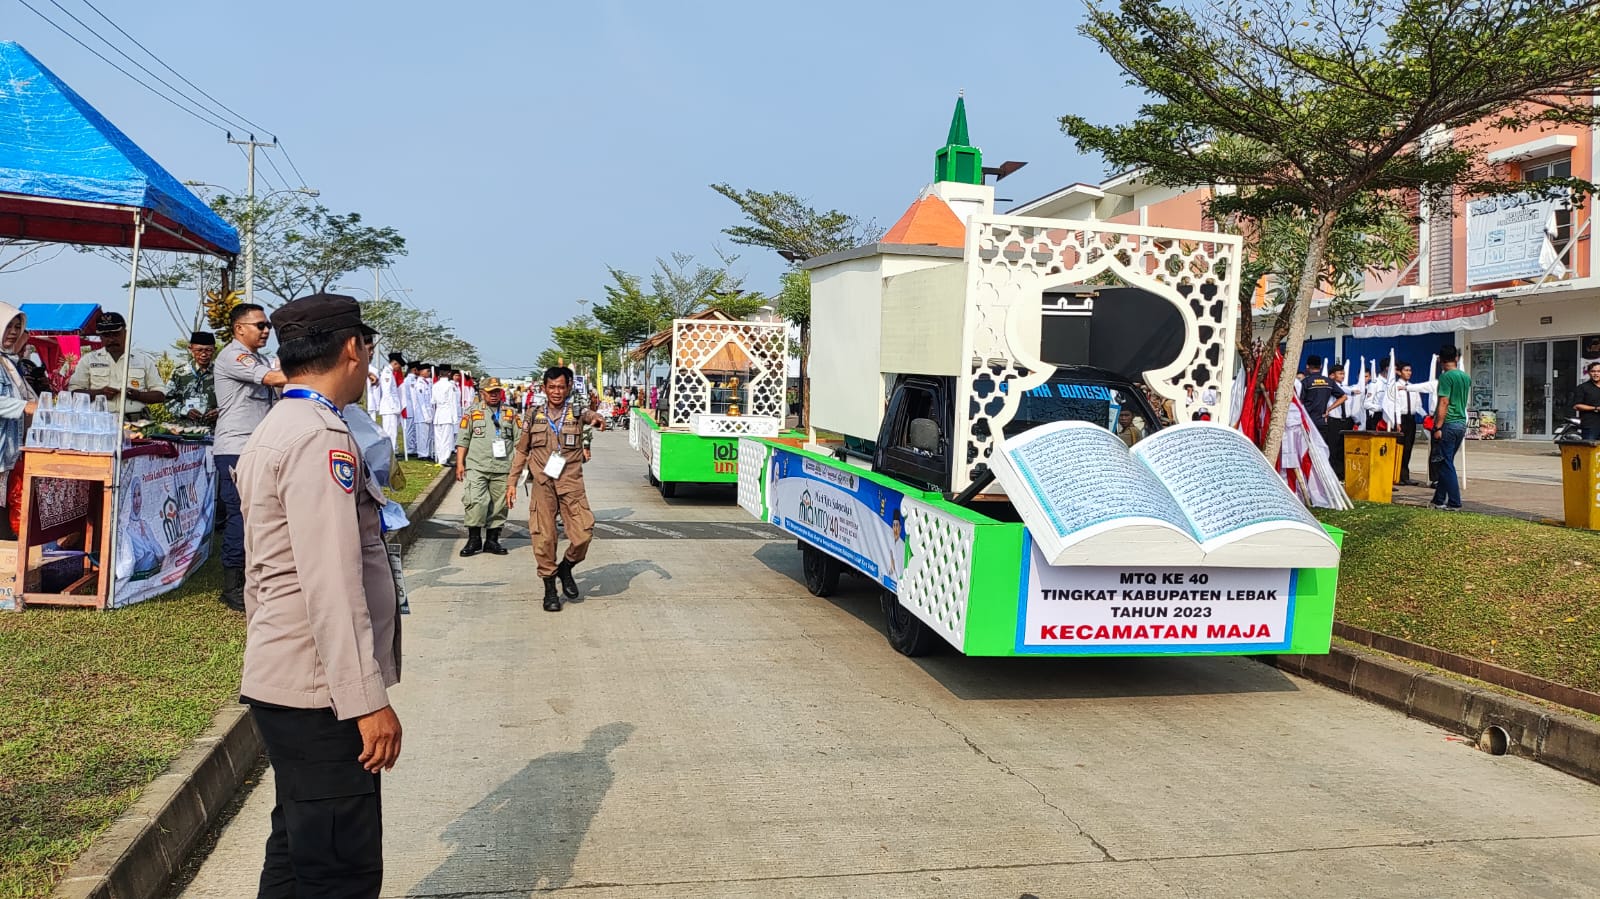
[104,210,143,610]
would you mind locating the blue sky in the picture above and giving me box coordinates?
[2,0,1144,375]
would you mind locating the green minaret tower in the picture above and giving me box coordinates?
[934,92,983,185]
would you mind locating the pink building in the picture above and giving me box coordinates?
[1012,118,1600,440]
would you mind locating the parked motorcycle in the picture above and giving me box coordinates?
[1554,416,1587,444]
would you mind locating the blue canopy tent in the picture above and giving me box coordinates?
[0,41,238,257]
[0,41,238,610]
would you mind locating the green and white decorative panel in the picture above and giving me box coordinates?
[669,318,790,429]
[900,497,977,652]
[736,438,771,521]
[629,409,644,451]
[693,414,781,438]
[649,430,663,482]
[954,215,1243,492]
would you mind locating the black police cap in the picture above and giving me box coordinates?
[270,293,376,342]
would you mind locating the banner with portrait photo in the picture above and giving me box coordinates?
[113,443,215,608]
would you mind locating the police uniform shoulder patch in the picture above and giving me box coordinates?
[237,352,257,366]
[458,414,470,428]
[329,450,357,494]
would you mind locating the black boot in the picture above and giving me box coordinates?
[483,527,508,555]
[220,567,245,612]
[542,577,563,612]
[459,527,483,557]
[555,559,580,599]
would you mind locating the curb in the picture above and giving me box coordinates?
[1267,645,1600,786]
[50,468,457,899]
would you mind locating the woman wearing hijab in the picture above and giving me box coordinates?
[0,303,38,537]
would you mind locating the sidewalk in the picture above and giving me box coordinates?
[1386,435,1565,522]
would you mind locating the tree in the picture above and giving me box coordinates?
[649,251,743,319]
[359,299,480,368]
[535,348,565,372]
[1063,0,1600,462]
[712,184,877,427]
[550,314,611,376]
[249,202,407,302]
[0,239,64,275]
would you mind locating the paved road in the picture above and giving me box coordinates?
[177,430,1600,898]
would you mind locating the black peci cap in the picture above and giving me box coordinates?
[270,293,377,342]
[96,312,126,334]
[189,331,216,346]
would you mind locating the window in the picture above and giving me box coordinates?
[1524,156,1574,270]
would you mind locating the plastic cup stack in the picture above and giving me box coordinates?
[27,391,120,454]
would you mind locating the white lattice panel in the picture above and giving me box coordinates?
[692,414,780,438]
[899,497,976,652]
[650,430,662,481]
[737,438,771,521]
[669,319,789,428]
[629,409,643,450]
[957,215,1242,491]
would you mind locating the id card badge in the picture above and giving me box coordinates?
[543,453,566,478]
[492,439,507,459]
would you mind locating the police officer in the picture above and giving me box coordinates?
[236,293,399,897]
[455,377,520,557]
[214,303,288,612]
[506,366,606,611]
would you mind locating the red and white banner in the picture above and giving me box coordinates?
[1351,298,1496,338]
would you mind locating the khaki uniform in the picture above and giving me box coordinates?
[68,347,167,416]
[236,388,400,718]
[455,401,520,529]
[509,402,594,578]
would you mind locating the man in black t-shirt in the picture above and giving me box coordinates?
[1576,362,1600,440]
[1299,355,1348,474]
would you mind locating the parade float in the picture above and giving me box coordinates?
[735,98,1343,657]
[629,310,801,497]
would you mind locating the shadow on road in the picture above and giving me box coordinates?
[751,544,1301,701]
[407,722,635,896]
[577,559,672,598]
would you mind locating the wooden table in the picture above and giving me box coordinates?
[16,447,112,609]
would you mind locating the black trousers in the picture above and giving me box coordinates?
[1319,418,1348,477]
[248,703,383,899]
[1395,415,1418,482]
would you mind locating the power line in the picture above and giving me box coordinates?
[38,0,246,133]
[12,0,230,132]
[273,140,313,190]
[76,0,274,136]
[261,149,293,194]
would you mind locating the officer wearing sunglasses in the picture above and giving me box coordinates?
[215,303,289,612]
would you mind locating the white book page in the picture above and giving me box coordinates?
[998,421,1193,542]
[1130,422,1327,545]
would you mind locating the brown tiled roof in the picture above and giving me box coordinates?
[881,194,965,248]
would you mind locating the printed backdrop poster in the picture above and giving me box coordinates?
[1466,189,1566,287]
[767,450,907,590]
[113,443,215,608]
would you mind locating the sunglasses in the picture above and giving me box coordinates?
[245,322,271,332]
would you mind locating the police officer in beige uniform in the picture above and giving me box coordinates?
[237,293,400,897]
[507,365,605,611]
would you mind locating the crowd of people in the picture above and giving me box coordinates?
[1293,345,1472,511]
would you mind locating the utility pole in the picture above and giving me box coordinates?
[374,267,381,304]
[227,134,276,308]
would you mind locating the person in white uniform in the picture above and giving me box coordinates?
[431,364,461,465]
[375,351,404,450]
[409,363,433,460]
[400,362,421,460]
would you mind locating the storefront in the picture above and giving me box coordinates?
[1460,288,1600,439]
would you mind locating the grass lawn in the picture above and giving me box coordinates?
[1317,503,1600,694]
[0,558,244,899]
[386,457,445,507]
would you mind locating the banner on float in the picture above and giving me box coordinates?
[114,444,215,608]
[767,451,908,591]
[1016,541,1294,654]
